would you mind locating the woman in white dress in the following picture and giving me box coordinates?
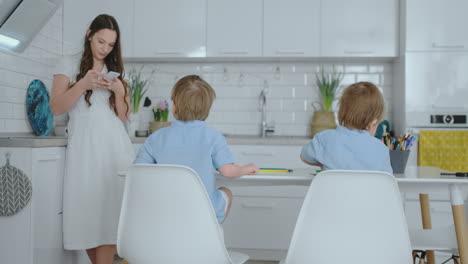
[50,14,134,264]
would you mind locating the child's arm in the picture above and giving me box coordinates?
[301,155,323,169]
[218,163,259,178]
[134,140,156,164]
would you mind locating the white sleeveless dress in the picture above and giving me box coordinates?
[57,56,134,249]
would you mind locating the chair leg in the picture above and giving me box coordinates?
[441,255,460,264]
[412,250,427,264]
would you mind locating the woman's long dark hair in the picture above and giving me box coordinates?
[75,14,129,115]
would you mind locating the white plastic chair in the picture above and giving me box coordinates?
[117,164,249,264]
[408,197,468,263]
[410,226,460,263]
[282,170,413,264]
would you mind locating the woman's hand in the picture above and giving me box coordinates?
[82,70,111,91]
[107,77,125,97]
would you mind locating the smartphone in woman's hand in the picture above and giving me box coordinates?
[106,71,120,80]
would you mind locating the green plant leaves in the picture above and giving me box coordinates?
[315,66,344,111]
[128,66,153,113]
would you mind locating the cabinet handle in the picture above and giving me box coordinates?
[344,50,374,55]
[154,51,183,56]
[58,212,63,215]
[220,50,249,55]
[431,104,468,110]
[241,152,274,156]
[242,201,275,209]
[276,50,305,55]
[37,154,60,161]
[432,42,465,49]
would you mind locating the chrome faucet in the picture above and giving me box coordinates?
[259,80,275,137]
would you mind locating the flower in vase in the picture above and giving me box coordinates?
[153,100,169,122]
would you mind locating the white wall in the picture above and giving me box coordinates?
[0,8,63,133]
[129,60,394,137]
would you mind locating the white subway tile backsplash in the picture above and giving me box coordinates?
[12,104,26,119]
[128,60,395,136]
[380,72,393,86]
[0,103,13,119]
[345,64,369,73]
[356,73,380,84]
[341,74,356,86]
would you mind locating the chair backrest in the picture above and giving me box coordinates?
[283,170,413,264]
[117,164,232,264]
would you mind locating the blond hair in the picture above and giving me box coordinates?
[171,75,216,121]
[338,82,384,130]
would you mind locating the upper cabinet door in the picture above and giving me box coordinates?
[63,0,133,57]
[133,0,206,58]
[406,0,468,51]
[206,0,262,57]
[321,0,397,57]
[263,0,320,57]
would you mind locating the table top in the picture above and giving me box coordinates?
[229,166,468,186]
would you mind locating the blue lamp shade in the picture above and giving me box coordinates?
[26,80,53,136]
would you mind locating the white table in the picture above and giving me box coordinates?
[218,166,468,264]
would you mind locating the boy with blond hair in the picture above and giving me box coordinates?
[301,81,392,173]
[135,75,258,223]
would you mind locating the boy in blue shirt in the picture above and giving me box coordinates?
[134,75,259,223]
[301,81,393,174]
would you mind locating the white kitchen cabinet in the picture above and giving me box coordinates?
[220,144,309,260]
[133,0,206,58]
[405,0,468,52]
[206,0,262,57]
[229,144,309,169]
[404,52,468,127]
[263,0,320,57]
[321,0,398,57]
[222,185,307,261]
[0,147,68,264]
[63,0,134,57]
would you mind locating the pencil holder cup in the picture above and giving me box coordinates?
[389,150,410,174]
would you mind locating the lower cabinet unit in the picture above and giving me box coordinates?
[221,185,308,261]
[0,147,69,264]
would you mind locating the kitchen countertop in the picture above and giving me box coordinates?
[0,133,312,148]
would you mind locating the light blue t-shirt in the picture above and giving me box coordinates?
[301,125,393,174]
[134,120,234,223]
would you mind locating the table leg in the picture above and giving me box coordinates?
[419,193,436,264]
[450,184,468,264]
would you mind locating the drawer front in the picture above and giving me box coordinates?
[229,145,308,169]
[222,186,306,250]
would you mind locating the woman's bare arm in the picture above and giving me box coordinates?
[110,78,130,121]
[50,70,110,116]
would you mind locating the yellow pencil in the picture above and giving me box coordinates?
[260,168,293,173]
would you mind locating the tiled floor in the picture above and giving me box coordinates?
[114,256,278,264]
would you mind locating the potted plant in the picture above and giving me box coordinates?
[311,66,344,137]
[149,100,171,134]
[126,66,152,136]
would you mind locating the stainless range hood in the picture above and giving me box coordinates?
[0,0,62,52]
